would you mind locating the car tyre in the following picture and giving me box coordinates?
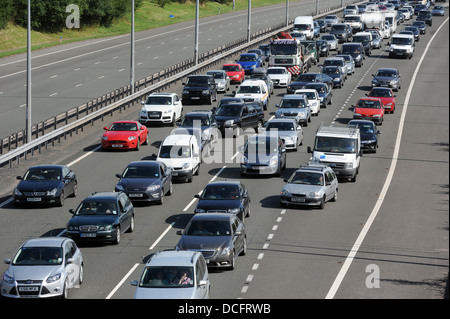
[167,180,173,195]
[135,138,140,151]
[78,263,84,285]
[158,191,164,205]
[332,189,338,202]
[62,279,69,299]
[319,196,326,209]
[228,252,235,270]
[71,182,78,197]
[114,227,121,245]
[58,191,64,207]
[240,237,247,256]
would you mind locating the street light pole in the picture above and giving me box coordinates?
[247,0,251,42]
[26,0,31,143]
[130,0,135,94]
[194,0,199,65]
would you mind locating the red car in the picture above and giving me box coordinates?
[366,87,396,113]
[101,120,148,151]
[352,97,385,125]
[222,63,245,84]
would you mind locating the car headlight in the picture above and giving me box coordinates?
[281,189,290,196]
[372,114,382,118]
[390,80,397,85]
[319,96,324,101]
[99,225,112,231]
[269,156,278,166]
[47,188,58,196]
[346,162,354,169]
[224,119,234,127]
[102,136,108,140]
[46,273,61,283]
[128,136,137,141]
[14,188,22,196]
[309,192,320,198]
[2,273,14,285]
[195,208,205,214]
[115,184,125,191]
[147,185,161,192]
[228,208,240,214]
[298,111,307,119]
[202,90,210,95]
[183,162,191,169]
[333,78,340,82]
[284,136,294,143]
[220,247,231,256]
[183,90,189,94]
[353,112,362,117]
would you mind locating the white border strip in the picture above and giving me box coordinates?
[325,17,449,299]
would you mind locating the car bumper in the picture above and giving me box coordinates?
[240,164,279,175]
[66,230,118,242]
[101,140,138,150]
[353,115,383,124]
[13,194,61,205]
[170,168,193,181]
[280,195,323,206]
[118,189,162,202]
[139,116,173,124]
[1,280,67,299]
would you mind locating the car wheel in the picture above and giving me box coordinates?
[78,263,84,285]
[71,182,78,197]
[143,133,149,145]
[62,279,69,299]
[332,189,338,202]
[167,180,173,195]
[194,164,200,176]
[319,196,326,209]
[158,191,164,205]
[127,216,135,233]
[135,138,140,151]
[240,237,247,256]
[114,227,121,245]
[58,191,64,207]
[228,252,235,270]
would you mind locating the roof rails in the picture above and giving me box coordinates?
[299,162,329,171]
[316,122,359,136]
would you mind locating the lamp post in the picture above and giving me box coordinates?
[247,0,251,42]
[130,0,135,94]
[26,0,31,143]
[194,0,199,65]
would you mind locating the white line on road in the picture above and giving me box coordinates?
[149,222,176,250]
[325,16,449,300]
[106,263,140,299]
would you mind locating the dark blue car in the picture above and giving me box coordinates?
[348,120,380,153]
[236,53,262,75]
[320,66,345,88]
[287,73,333,94]
[13,165,77,207]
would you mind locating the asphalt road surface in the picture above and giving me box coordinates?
[0,2,448,304]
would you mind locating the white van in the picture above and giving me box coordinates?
[293,16,315,40]
[307,123,362,182]
[156,134,201,183]
[388,34,415,59]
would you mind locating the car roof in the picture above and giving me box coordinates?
[28,165,65,170]
[282,94,307,100]
[184,110,211,116]
[191,212,233,221]
[146,250,202,267]
[22,237,70,248]
[240,79,265,85]
[376,68,398,72]
[85,192,121,201]
[267,118,297,124]
[162,134,194,145]
[126,160,159,167]
[149,93,176,96]
[206,180,241,187]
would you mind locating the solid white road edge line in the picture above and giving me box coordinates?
[325,17,449,300]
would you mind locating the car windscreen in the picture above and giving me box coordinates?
[289,172,324,186]
[391,37,413,45]
[13,247,64,266]
[238,55,256,62]
[145,96,172,105]
[314,136,356,153]
[265,122,295,131]
[331,24,346,31]
[353,123,375,134]
[375,70,397,77]
[295,74,317,82]
[321,35,335,41]
[279,99,306,108]
[122,165,159,178]
[267,68,285,75]
[186,77,208,85]
[341,45,361,54]
[207,72,225,79]
[244,137,278,155]
[237,85,261,94]
[159,145,191,159]
[76,200,118,215]
[369,88,393,97]
[215,104,241,116]
[324,59,343,66]
[138,266,195,288]
[322,67,340,75]
[201,185,240,200]
[357,99,381,109]
[352,36,370,43]
[108,122,138,131]
[185,220,231,236]
[270,43,298,55]
[23,168,61,181]
[222,65,239,72]
[181,116,209,127]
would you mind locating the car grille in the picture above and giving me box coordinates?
[243,98,255,102]
[188,249,216,259]
[393,49,406,54]
[108,140,126,144]
[79,225,98,232]
[320,161,345,169]
[274,58,294,64]
[23,192,46,196]
[147,111,162,119]
[291,193,306,197]
[207,210,228,213]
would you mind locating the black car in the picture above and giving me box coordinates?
[287,73,334,94]
[329,23,353,43]
[214,102,265,137]
[348,120,380,153]
[402,26,420,41]
[305,82,333,107]
[176,213,246,270]
[115,161,172,205]
[321,66,345,88]
[13,165,77,207]
[182,75,217,105]
[351,33,373,56]
[194,181,250,221]
[317,40,330,57]
[416,10,432,26]
[339,43,365,67]
[66,192,135,245]
[315,19,328,33]
[412,20,427,34]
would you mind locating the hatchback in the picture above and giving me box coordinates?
[280,163,338,209]
[131,250,210,299]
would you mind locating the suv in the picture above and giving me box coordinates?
[66,192,135,245]
[131,250,210,299]
[240,134,287,176]
[339,43,365,67]
[139,93,183,126]
[275,94,311,126]
[182,75,217,105]
[416,10,432,26]
[233,79,269,110]
[214,102,265,137]
[280,163,338,209]
[329,23,353,43]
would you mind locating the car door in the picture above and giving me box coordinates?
[118,195,132,232]
[240,105,251,130]
[231,216,244,255]
[247,104,258,129]
[174,94,182,120]
[239,184,250,217]
[64,240,78,289]
[159,163,170,194]
[62,166,76,196]
[324,171,335,200]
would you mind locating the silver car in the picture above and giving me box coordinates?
[131,250,210,299]
[335,54,355,75]
[264,118,303,151]
[320,34,339,51]
[280,163,338,209]
[275,94,311,126]
[176,213,246,270]
[206,70,230,93]
[1,237,84,299]
[371,68,402,92]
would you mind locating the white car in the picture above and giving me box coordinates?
[233,79,269,110]
[295,89,320,116]
[267,67,292,87]
[320,34,339,51]
[398,8,411,20]
[344,5,359,17]
[1,237,84,299]
[139,92,183,126]
[206,70,230,93]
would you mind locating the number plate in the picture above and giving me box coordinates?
[19,286,39,292]
[191,97,200,100]
[80,233,96,238]
[291,198,305,202]
[172,172,178,176]
[27,197,41,202]
[129,193,143,197]
[112,144,123,148]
